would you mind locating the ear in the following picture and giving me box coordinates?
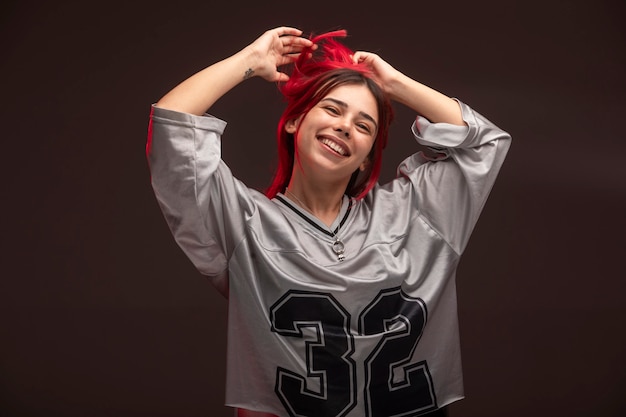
[284,117,300,134]
[359,157,370,172]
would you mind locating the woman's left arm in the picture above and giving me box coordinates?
[352,51,465,125]
[355,52,511,254]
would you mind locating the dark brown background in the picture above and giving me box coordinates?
[1,0,625,416]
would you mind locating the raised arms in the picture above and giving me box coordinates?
[155,25,463,127]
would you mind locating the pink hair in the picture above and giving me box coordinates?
[265,30,394,200]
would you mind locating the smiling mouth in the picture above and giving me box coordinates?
[319,137,349,156]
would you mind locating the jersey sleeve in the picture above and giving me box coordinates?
[398,99,511,254]
[146,105,253,288]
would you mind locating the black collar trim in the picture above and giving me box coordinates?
[275,195,352,237]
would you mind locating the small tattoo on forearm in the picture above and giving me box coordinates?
[244,68,254,79]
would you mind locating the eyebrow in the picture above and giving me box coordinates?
[321,97,379,130]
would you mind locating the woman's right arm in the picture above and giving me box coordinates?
[148,27,313,283]
[156,27,314,115]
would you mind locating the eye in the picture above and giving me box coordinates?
[356,122,372,133]
[324,106,340,115]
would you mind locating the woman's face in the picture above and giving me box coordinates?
[286,83,379,185]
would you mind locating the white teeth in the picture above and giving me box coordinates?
[320,138,347,156]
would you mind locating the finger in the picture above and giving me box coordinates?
[280,43,310,55]
[276,53,301,67]
[274,72,290,83]
[355,51,379,66]
[352,51,367,64]
[274,26,304,37]
[280,36,314,50]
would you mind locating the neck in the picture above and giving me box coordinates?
[285,183,345,228]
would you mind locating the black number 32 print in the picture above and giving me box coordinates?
[269,287,438,417]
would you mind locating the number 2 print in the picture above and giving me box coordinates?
[269,287,438,417]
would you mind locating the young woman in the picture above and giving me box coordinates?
[148,26,511,417]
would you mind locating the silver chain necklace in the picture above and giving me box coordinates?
[285,189,346,262]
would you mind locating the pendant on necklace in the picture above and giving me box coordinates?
[332,238,345,262]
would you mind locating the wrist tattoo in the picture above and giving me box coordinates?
[244,68,254,80]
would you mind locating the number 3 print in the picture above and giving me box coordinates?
[269,287,438,417]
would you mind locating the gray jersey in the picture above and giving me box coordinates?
[148,100,511,417]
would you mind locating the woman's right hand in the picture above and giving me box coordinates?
[244,27,314,82]
[155,26,313,115]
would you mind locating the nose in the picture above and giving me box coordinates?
[334,119,350,138]
[334,127,350,138]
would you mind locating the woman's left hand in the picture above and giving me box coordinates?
[351,51,402,98]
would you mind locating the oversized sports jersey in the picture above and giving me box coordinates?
[147,100,511,417]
